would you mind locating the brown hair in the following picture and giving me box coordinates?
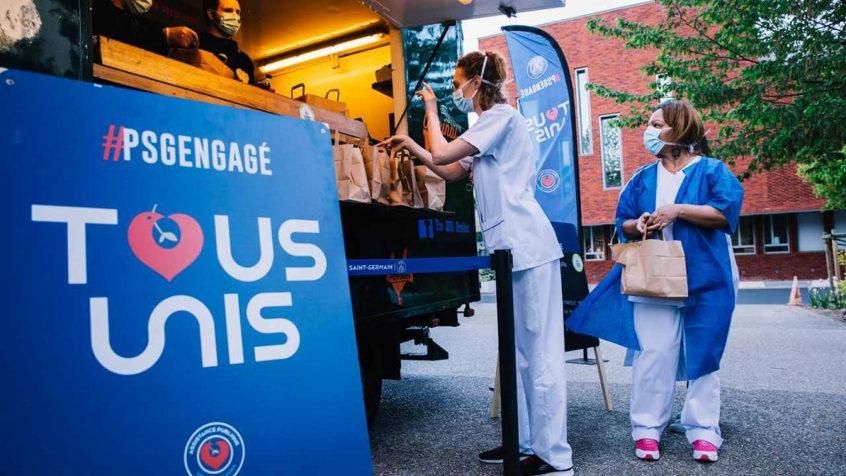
[658,100,707,154]
[456,51,508,111]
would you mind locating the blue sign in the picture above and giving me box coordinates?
[0,69,373,475]
[503,27,581,253]
[503,27,600,352]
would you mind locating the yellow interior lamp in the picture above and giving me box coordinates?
[260,33,387,74]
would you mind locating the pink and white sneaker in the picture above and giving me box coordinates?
[692,440,719,462]
[635,439,660,461]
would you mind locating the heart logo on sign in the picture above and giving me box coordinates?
[200,438,231,471]
[128,205,203,282]
[545,107,559,121]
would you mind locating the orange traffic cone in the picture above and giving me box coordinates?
[787,276,803,306]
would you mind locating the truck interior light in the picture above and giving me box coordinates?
[260,33,388,74]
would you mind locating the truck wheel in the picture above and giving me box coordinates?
[359,348,382,427]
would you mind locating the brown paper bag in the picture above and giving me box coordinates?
[398,153,423,208]
[414,165,430,208]
[332,134,371,203]
[363,146,391,205]
[388,150,405,206]
[424,168,446,211]
[611,232,688,298]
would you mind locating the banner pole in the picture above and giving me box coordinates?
[493,250,520,476]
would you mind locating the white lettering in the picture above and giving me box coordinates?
[90,296,218,376]
[122,128,138,161]
[224,294,244,365]
[243,144,258,174]
[215,215,274,282]
[195,138,210,169]
[259,143,272,176]
[278,220,326,282]
[212,139,226,171]
[228,143,244,172]
[141,131,158,164]
[246,292,300,362]
[31,205,118,284]
[178,135,193,168]
[161,133,176,165]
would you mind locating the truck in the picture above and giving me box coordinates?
[0,0,567,424]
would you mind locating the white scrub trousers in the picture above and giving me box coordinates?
[513,259,573,470]
[630,302,723,447]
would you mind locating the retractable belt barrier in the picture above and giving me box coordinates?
[348,250,521,476]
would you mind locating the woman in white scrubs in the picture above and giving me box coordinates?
[379,51,573,476]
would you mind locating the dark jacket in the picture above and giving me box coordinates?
[199,32,255,84]
[93,0,169,55]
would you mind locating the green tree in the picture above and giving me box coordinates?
[586,0,846,208]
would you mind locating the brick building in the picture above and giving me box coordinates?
[479,1,846,283]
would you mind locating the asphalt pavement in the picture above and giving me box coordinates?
[369,296,846,475]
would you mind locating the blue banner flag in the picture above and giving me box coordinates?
[503,26,581,253]
[502,27,599,351]
[0,69,373,475]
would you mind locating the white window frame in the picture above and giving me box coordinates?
[656,74,674,104]
[599,114,623,190]
[731,216,756,255]
[583,225,606,261]
[763,214,791,254]
[575,68,593,156]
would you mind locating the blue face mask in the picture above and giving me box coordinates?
[643,126,698,156]
[644,125,709,157]
[643,126,670,155]
[452,80,478,113]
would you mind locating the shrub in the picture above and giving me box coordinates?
[809,282,846,310]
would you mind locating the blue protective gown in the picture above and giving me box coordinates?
[567,157,744,380]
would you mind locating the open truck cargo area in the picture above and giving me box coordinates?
[2,0,566,425]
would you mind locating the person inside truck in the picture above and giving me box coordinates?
[199,0,255,84]
[93,0,199,54]
[379,51,573,476]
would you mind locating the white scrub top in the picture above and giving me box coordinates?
[656,157,700,241]
[458,104,562,271]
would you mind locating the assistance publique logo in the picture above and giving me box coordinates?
[185,422,246,476]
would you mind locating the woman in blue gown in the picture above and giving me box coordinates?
[567,101,743,464]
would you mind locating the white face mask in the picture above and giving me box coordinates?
[124,0,153,15]
[215,11,241,37]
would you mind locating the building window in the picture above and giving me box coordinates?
[599,114,623,189]
[656,74,674,104]
[575,68,593,155]
[731,216,756,255]
[583,225,606,261]
[797,212,825,252]
[763,214,790,253]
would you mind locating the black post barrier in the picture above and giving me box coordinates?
[492,250,519,476]
[347,254,520,475]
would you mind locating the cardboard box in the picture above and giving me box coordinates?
[168,48,236,80]
[291,84,347,116]
[375,64,392,83]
